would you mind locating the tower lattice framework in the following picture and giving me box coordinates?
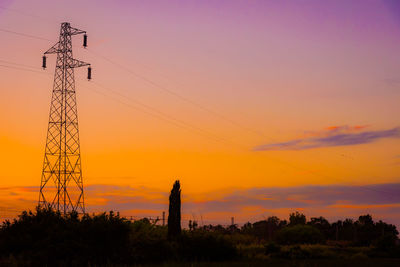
[39,22,90,214]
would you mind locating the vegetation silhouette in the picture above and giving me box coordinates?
[0,207,131,266]
[276,225,325,245]
[289,211,306,226]
[168,180,181,239]
[0,193,399,265]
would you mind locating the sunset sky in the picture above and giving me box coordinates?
[0,0,400,227]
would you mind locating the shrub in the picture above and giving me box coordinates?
[177,230,237,261]
[276,245,336,259]
[300,244,336,259]
[278,245,308,259]
[264,242,281,255]
[372,234,397,250]
[129,219,172,263]
[289,211,306,226]
[276,225,324,245]
[351,252,369,259]
[0,207,131,266]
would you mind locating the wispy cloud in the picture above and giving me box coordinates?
[253,126,400,151]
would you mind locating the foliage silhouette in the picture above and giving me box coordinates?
[168,180,181,239]
[308,216,332,240]
[0,206,398,265]
[177,230,237,261]
[0,207,131,266]
[276,225,325,245]
[289,211,306,226]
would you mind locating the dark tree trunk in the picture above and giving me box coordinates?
[168,180,181,239]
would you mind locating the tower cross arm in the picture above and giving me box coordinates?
[44,42,61,54]
[70,27,86,36]
[67,58,90,68]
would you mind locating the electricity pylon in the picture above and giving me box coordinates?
[39,22,91,214]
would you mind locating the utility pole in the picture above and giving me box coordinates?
[39,22,91,214]
[162,211,165,226]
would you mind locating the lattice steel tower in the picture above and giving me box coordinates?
[39,22,91,214]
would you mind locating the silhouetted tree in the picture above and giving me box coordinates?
[241,222,252,234]
[308,216,331,239]
[340,218,355,241]
[251,216,282,240]
[358,214,374,225]
[372,220,399,250]
[1,206,399,264]
[0,207,131,266]
[289,211,306,226]
[188,220,198,231]
[276,224,324,245]
[279,219,288,228]
[252,220,268,239]
[192,220,198,230]
[355,214,376,245]
[168,180,181,239]
[266,216,281,240]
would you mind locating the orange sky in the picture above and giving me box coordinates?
[0,0,400,226]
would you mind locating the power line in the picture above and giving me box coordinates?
[0,25,259,147]
[1,24,398,203]
[1,8,399,225]
[82,45,389,182]
[84,81,400,201]
[0,28,51,41]
[0,59,43,70]
[0,56,246,149]
[0,63,50,75]
[1,16,271,143]
[0,24,376,177]
[3,60,399,202]
[86,81,247,149]
[87,49,271,141]
[0,5,58,24]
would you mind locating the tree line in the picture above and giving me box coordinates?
[0,180,398,265]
